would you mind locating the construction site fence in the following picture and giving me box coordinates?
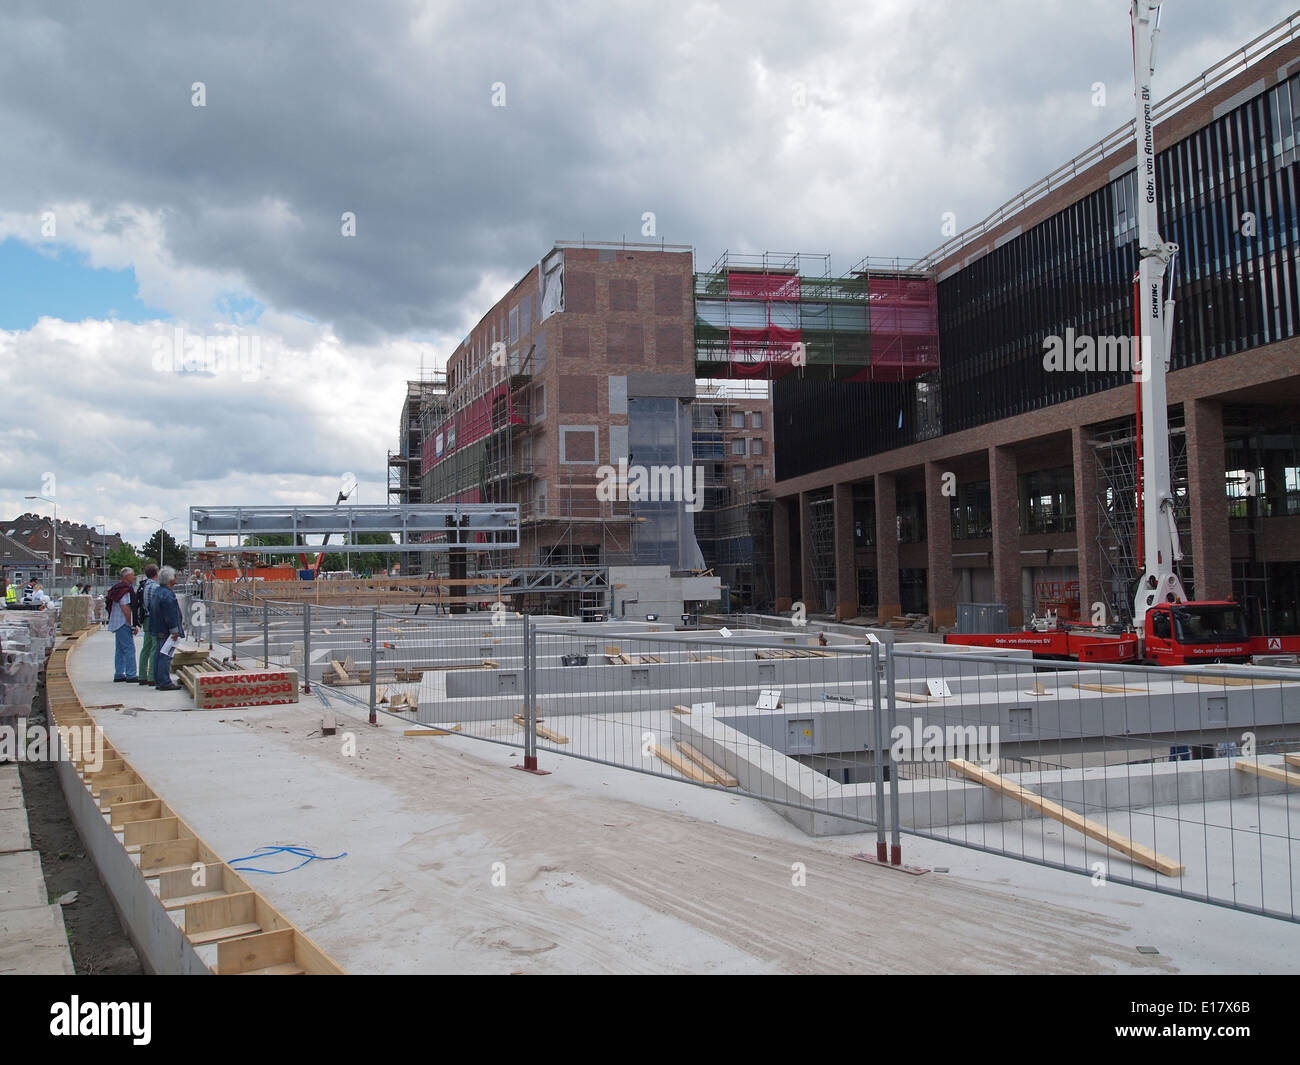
[184,592,1300,923]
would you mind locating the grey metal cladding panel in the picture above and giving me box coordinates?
[625,372,695,398]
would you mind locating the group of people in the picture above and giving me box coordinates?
[2,578,99,609]
[2,576,52,608]
[105,563,186,691]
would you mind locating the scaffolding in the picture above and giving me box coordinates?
[1092,412,1192,624]
[806,493,836,614]
[694,251,939,382]
[691,381,772,608]
[387,372,447,572]
[695,252,871,380]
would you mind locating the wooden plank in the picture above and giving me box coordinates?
[123,816,183,847]
[404,726,462,737]
[138,837,201,875]
[184,891,258,941]
[1071,682,1148,694]
[1184,674,1284,688]
[234,963,307,975]
[535,723,569,745]
[948,759,1185,877]
[675,741,739,787]
[216,928,296,974]
[109,798,164,829]
[188,922,263,946]
[99,783,153,809]
[1234,759,1300,788]
[651,743,714,784]
[89,772,140,795]
[670,705,692,716]
[158,863,227,904]
[1284,753,1300,771]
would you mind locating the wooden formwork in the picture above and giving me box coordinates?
[212,575,510,607]
[45,628,345,974]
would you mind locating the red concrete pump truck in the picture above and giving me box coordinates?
[946,1,1300,667]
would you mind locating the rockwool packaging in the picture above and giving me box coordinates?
[192,669,300,710]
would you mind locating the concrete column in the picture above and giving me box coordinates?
[874,472,901,620]
[1072,425,1102,623]
[1186,398,1232,600]
[924,462,956,628]
[773,497,793,611]
[989,446,1022,625]
[798,491,816,614]
[832,482,857,620]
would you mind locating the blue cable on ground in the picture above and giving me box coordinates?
[227,844,347,874]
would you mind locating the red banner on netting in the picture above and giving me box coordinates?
[864,276,940,381]
[725,325,803,379]
[727,271,801,301]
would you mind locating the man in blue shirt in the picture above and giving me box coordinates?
[149,566,185,692]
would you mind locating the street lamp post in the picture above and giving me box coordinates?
[139,516,182,571]
[95,524,107,585]
[24,494,57,588]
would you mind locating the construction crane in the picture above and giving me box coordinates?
[298,479,357,578]
[946,2,1300,665]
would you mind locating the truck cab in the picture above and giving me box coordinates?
[1143,601,1251,666]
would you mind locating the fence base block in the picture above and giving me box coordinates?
[852,853,930,876]
[513,756,551,776]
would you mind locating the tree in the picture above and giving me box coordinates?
[141,529,187,569]
[242,534,295,566]
[105,543,144,575]
[320,533,397,575]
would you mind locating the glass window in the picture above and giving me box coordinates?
[751,439,763,455]
[730,412,745,429]
[1019,467,1075,534]
[731,439,745,455]
[752,411,763,429]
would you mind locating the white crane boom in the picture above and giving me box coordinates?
[1130,0,1187,636]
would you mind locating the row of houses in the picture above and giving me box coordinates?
[0,513,125,583]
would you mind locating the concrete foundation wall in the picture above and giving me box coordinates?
[673,710,1300,837]
[55,757,209,975]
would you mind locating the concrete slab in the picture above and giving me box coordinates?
[0,764,23,810]
[64,627,1300,973]
[0,764,73,974]
[63,631,1300,972]
[0,806,31,854]
[0,904,75,975]
[0,851,49,911]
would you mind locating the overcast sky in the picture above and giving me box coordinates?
[0,0,1292,554]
